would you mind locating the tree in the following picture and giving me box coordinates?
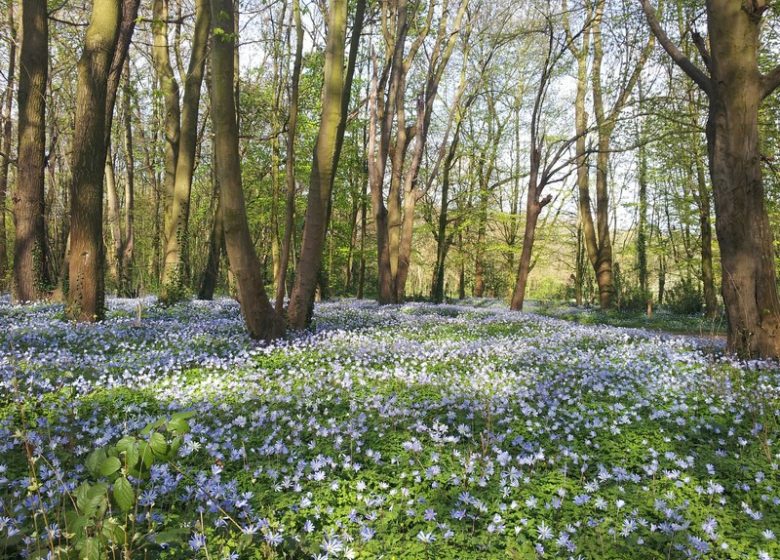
[511,15,579,311]
[209,0,283,340]
[275,0,304,314]
[159,0,211,303]
[287,0,366,329]
[0,0,16,283]
[640,0,780,357]
[66,0,122,321]
[13,0,49,302]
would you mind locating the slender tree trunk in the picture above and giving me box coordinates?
[209,0,282,340]
[198,189,223,300]
[152,0,181,295]
[0,0,16,283]
[105,153,122,285]
[119,59,135,296]
[275,0,303,314]
[694,154,717,318]
[66,0,122,321]
[160,0,210,302]
[13,0,49,302]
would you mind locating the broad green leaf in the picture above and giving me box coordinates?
[113,476,135,512]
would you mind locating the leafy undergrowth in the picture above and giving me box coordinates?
[1,297,778,559]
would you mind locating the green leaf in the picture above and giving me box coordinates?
[167,417,189,435]
[85,448,107,477]
[149,432,168,457]
[113,476,135,512]
[100,456,122,477]
[80,537,101,560]
[115,436,136,452]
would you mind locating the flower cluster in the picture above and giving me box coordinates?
[0,297,778,559]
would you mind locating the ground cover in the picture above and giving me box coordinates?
[1,298,778,559]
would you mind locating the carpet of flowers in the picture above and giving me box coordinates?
[1,297,779,559]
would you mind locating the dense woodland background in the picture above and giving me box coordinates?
[2,0,780,355]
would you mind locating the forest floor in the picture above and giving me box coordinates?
[1,298,778,559]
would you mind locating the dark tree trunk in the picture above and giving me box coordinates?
[13,0,49,302]
[641,0,780,357]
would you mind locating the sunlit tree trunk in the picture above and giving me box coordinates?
[160,0,210,303]
[288,0,365,328]
[66,0,122,321]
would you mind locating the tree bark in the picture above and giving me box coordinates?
[209,0,283,340]
[160,0,210,303]
[152,0,181,294]
[66,0,122,321]
[0,0,17,283]
[641,0,780,357]
[13,0,49,302]
[288,0,365,328]
[275,0,303,314]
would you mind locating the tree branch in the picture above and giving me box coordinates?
[638,0,712,96]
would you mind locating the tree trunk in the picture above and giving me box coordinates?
[160,0,210,303]
[209,0,283,340]
[13,0,49,302]
[0,0,16,283]
[641,0,780,357]
[119,59,135,296]
[66,0,122,321]
[288,0,365,327]
[275,0,303,314]
[694,154,717,318]
[152,0,181,298]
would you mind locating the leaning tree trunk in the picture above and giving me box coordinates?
[66,0,122,321]
[13,0,49,302]
[209,0,283,340]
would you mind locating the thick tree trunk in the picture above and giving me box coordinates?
[209,0,282,340]
[0,1,16,283]
[160,0,209,303]
[66,0,121,321]
[707,62,778,354]
[13,0,49,302]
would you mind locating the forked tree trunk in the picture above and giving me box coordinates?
[288,0,365,328]
[161,0,210,303]
[66,0,122,321]
[209,0,283,340]
[13,0,49,302]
